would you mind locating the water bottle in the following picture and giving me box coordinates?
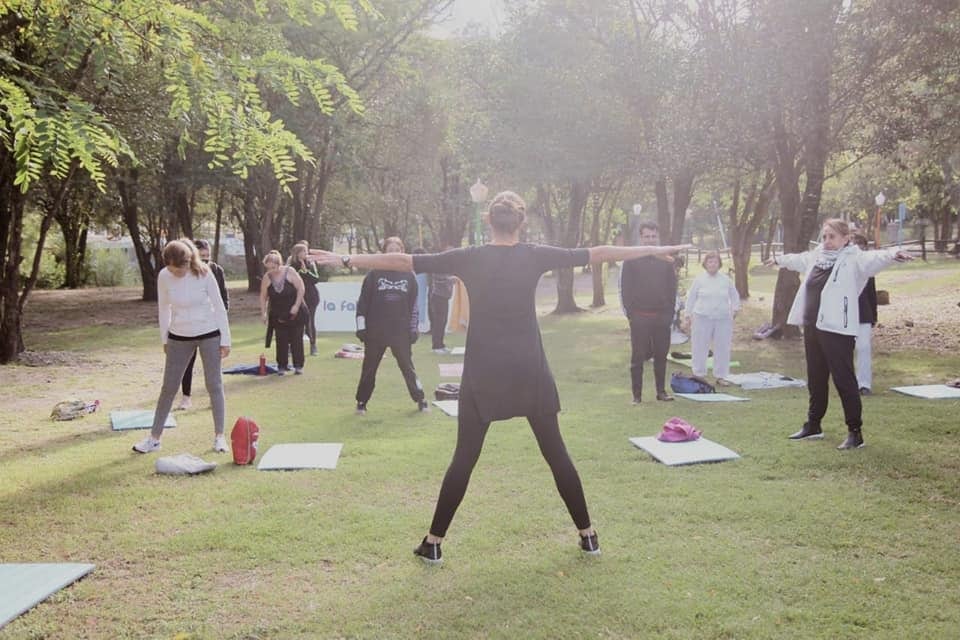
[258,353,266,376]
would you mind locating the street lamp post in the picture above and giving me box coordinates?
[873,192,886,249]
[469,179,488,245]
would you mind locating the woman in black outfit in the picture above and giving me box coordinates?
[312,192,688,564]
[289,242,321,356]
[259,250,306,375]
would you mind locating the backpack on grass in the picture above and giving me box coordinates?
[231,417,260,465]
[670,372,715,394]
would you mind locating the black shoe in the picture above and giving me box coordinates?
[355,402,367,415]
[837,430,865,450]
[414,537,442,565]
[579,532,601,557]
[656,392,674,402]
[632,396,641,405]
[417,400,430,413]
[788,422,823,440]
[859,387,871,396]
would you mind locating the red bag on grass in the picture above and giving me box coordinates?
[231,417,260,465]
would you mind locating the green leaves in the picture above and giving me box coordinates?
[0,0,368,195]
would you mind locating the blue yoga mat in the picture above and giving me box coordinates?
[0,563,95,628]
[110,410,176,431]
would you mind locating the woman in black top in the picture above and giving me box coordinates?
[259,250,306,374]
[312,191,688,564]
[354,236,427,414]
[289,243,322,356]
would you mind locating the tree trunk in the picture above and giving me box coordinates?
[212,188,225,262]
[670,168,695,244]
[0,180,25,363]
[238,193,261,292]
[553,179,588,314]
[117,169,158,302]
[655,178,670,237]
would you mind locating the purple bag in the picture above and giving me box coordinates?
[657,417,702,442]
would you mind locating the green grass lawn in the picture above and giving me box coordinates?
[1,262,958,639]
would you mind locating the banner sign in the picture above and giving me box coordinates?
[313,282,362,332]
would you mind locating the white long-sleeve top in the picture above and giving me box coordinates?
[157,267,231,346]
[776,244,898,335]
[686,271,741,320]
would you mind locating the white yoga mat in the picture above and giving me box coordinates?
[438,363,463,378]
[723,372,806,390]
[629,436,741,466]
[667,355,740,369]
[890,385,960,399]
[432,400,459,417]
[0,563,95,628]
[110,410,176,431]
[257,443,343,470]
[449,347,466,355]
[675,393,749,402]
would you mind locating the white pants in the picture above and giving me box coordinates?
[855,322,872,390]
[690,314,734,379]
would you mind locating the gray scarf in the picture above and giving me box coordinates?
[814,247,840,271]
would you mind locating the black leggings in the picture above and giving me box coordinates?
[428,399,591,538]
[181,349,198,396]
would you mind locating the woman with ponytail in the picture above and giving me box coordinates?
[311,190,689,564]
[133,239,231,454]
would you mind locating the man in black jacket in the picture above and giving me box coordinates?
[620,223,677,403]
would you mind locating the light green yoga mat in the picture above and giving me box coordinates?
[0,563,94,628]
[666,355,740,369]
[110,410,176,431]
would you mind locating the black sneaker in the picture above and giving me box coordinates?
[413,537,442,565]
[788,422,824,440]
[417,400,430,413]
[859,387,872,396]
[656,392,674,402]
[579,532,601,557]
[355,402,367,416]
[631,396,641,405]
[837,430,865,450]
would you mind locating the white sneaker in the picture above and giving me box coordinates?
[432,348,449,354]
[132,437,161,453]
[213,434,229,452]
[176,395,192,411]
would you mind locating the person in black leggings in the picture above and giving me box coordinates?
[176,239,229,410]
[312,191,689,564]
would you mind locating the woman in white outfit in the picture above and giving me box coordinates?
[766,219,910,450]
[684,251,740,385]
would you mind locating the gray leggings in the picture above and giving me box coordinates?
[152,336,226,438]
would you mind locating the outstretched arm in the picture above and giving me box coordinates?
[588,244,691,263]
[310,249,413,272]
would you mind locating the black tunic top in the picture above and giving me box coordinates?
[413,244,590,422]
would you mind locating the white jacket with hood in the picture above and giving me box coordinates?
[776,244,899,336]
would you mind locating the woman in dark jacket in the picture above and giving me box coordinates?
[353,237,427,414]
[312,191,688,565]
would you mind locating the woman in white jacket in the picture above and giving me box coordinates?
[684,251,740,385]
[766,219,911,449]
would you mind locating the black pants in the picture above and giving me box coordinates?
[275,319,305,370]
[804,325,862,431]
[181,349,197,396]
[629,316,671,399]
[428,294,450,350]
[428,399,591,537]
[303,300,317,349]
[356,338,424,405]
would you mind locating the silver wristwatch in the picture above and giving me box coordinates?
[341,254,351,267]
